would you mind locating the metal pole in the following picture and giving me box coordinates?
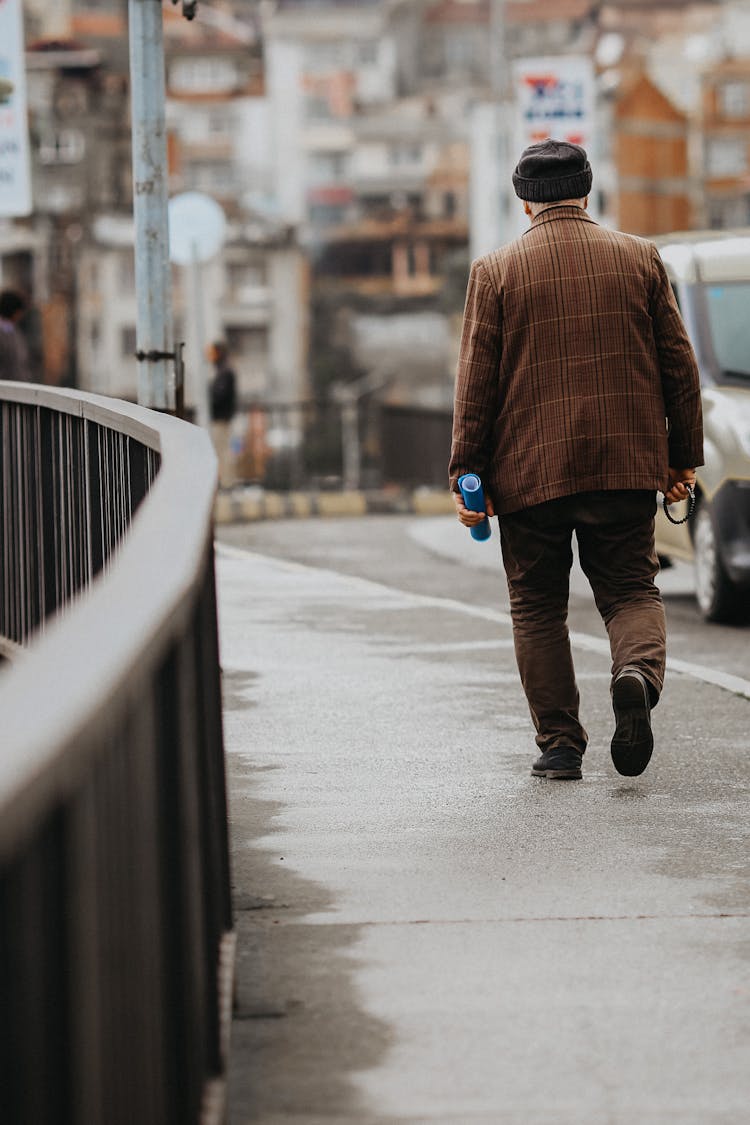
[341,397,360,492]
[128,0,174,411]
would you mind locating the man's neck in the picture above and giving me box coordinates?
[535,202,585,216]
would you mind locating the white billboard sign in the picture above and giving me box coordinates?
[513,56,595,157]
[0,0,32,217]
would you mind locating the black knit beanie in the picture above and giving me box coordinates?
[512,139,592,203]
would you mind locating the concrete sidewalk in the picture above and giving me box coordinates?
[218,543,750,1124]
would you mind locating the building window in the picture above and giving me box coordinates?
[305,94,334,122]
[707,194,750,229]
[309,151,348,184]
[228,260,268,301]
[38,128,86,165]
[706,138,747,178]
[305,42,346,71]
[719,82,750,119]
[388,142,423,168]
[169,57,238,95]
[359,41,378,65]
[309,202,348,225]
[190,162,235,195]
[180,107,231,144]
[206,107,231,136]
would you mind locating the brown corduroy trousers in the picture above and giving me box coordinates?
[499,490,666,755]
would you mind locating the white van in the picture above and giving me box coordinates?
[655,230,750,622]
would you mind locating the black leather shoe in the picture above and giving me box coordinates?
[611,669,653,777]
[531,747,583,779]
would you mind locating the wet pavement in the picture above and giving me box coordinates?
[217,515,750,1124]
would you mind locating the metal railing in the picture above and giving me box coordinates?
[1,391,160,644]
[0,384,233,1125]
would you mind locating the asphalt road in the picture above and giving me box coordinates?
[217,515,750,1124]
[220,514,750,683]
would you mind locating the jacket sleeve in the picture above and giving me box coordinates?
[650,248,704,468]
[448,259,502,493]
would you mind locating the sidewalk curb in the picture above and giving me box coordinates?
[214,488,455,524]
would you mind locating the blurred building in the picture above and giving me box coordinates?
[164,8,265,211]
[163,5,309,412]
[700,57,750,227]
[21,38,131,384]
[263,0,473,422]
[5,1,130,385]
[614,72,691,236]
[74,26,306,413]
[5,0,749,488]
[604,0,750,234]
[75,211,306,408]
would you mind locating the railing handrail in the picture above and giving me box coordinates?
[0,382,217,861]
[0,381,165,449]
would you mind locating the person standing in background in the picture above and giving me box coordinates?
[207,339,237,490]
[0,289,31,382]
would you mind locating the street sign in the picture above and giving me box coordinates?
[168,191,226,264]
[0,0,32,217]
[513,56,595,155]
[506,55,597,238]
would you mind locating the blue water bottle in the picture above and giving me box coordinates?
[458,473,492,541]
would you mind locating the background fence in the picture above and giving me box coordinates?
[230,399,453,491]
[0,385,233,1125]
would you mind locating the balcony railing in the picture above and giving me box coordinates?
[0,384,233,1125]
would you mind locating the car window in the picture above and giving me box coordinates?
[703,282,750,382]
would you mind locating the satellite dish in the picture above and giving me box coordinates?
[168,191,226,265]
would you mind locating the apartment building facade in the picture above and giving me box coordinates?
[700,57,750,227]
[9,0,750,453]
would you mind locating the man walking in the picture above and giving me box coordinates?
[449,140,703,780]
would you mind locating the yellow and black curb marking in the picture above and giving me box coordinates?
[214,488,455,525]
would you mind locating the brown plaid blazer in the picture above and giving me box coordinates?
[449,205,703,515]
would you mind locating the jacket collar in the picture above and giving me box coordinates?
[525,205,597,234]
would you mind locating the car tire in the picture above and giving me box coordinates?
[693,502,743,623]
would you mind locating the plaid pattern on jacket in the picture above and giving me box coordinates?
[449,206,704,515]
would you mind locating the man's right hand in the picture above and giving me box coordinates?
[453,490,495,527]
[665,467,696,505]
